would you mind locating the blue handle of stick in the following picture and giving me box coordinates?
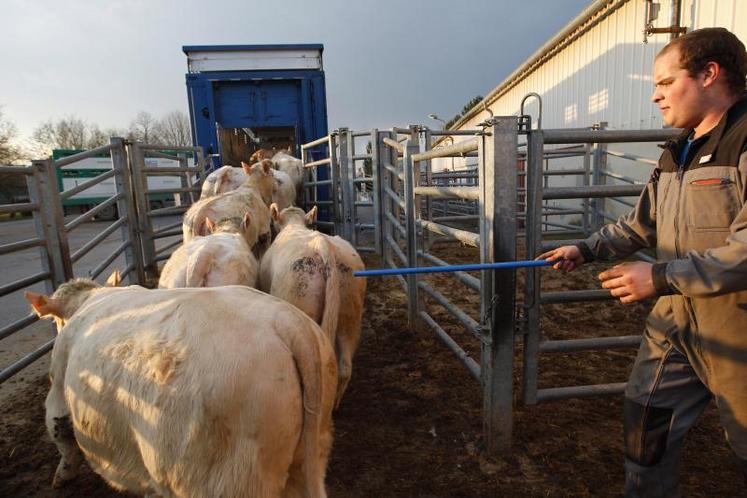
[353,259,555,277]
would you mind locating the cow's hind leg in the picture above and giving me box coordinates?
[334,330,359,409]
[46,386,83,488]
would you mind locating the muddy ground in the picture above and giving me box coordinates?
[0,242,744,497]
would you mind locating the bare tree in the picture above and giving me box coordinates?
[0,107,19,164]
[129,111,160,144]
[32,115,90,156]
[154,110,192,147]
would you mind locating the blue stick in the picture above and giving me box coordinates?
[353,259,555,277]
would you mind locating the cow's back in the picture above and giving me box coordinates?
[57,286,335,497]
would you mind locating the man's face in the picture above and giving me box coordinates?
[652,47,706,129]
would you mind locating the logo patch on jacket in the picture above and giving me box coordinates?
[690,178,731,186]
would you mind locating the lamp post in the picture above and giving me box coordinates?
[427,113,446,130]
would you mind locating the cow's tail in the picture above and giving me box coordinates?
[185,245,214,287]
[316,236,339,343]
[280,317,334,498]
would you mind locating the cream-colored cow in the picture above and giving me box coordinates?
[158,215,258,289]
[271,150,304,196]
[199,165,248,199]
[271,169,296,210]
[183,160,273,257]
[25,281,337,498]
[259,205,366,407]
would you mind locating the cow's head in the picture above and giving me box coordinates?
[271,204,317,231]
[241,159,275,206]
[24,271,120,331]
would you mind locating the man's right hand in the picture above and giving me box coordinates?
[536,245,586,272]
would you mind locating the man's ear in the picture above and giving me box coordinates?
[25,292,62,319]
[106,270,121,287]
[701,61,721,89]
[305,206,318,225]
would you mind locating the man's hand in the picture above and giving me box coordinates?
[536,245,585,272]
[599,262,655,304]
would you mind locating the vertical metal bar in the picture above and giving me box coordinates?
[337,129,354,242]
[522,129,544,406]
[421,128,433,250]
[29,160,72,292]
[371,129,382,254]
[347,129,357,247]
[582,142,591,236]
[479,117,517,453]
[591,122,608,230]
[329,133,341,235]
[301,143,309,209]
[110,138,145,285]
[402,138,420,329]
[130,142,158,282]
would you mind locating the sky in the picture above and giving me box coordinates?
[0,0,592,142]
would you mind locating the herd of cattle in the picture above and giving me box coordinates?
[24,149,367,498]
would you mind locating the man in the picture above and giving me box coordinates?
[539,28,747,496]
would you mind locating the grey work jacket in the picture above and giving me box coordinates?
[578,95,747,392]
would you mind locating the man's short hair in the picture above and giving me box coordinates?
[659,27,747,95]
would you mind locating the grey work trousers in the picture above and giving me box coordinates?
[623,317,747,497]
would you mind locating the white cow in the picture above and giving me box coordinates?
[158,215,258,289]
[199,165,247,199]
[25,281,337,498]
[259,205,366,406]
[183,160,274,257]
[197,165,295,210]
[272,150,304,196]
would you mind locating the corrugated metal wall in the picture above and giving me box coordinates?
[443,0,745,220]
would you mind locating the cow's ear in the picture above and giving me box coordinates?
[260,159,273,175]
[270,203,280,223]
[241,212,252,231]
[241,161,252,174]
[106,270,121,287]
[205,217,217,234]
[25,292,62,319]
[305,206,318,225]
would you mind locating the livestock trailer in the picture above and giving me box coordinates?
[54,149,187,220]
[182,44,329,170]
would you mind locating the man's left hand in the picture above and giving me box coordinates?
[598,262,655,304]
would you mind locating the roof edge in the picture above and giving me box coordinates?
[182,44,324,54]
[450,0,628,130]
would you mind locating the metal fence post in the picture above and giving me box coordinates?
[129,142,158,282]
[328,132,341,235]
[346,129,358,247]
[28,160,73,292]
[522,128,545,406]
[591,122,608,230]
[479,116,518,453]
[421,128,433,250]
[370,128,382,254]
[582,142,592,236]
[402,138,421,329]
[110,137,145,284]
[337,129,354,242]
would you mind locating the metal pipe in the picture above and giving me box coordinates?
[156,238,182,256]
[152,229,183,240]
[152,221,183,236]
[605,149,658,166]
[383,163,404,180]
[0,271,50,297]
[416,219,480,248]
[0,237,44,256]
[71,217,128,263]
[428,130,483,136]
[414,186,480,200]
[0,313,38,341]
[0,338,55,384]
[384,234,407,265]
[419,311,481,382]
[305,179,333,187]
[382,137,405,153]
[412,138,478,163]
[0,166,33,175]
[65,194,122,231]
[419,281,480,338]
[385,211,407,237]
[0,202,37,215]
[417,251,480,291]
[543,128,680,144]
[147,205,189,217]
[54,144,113,167]
[540,335,641,353]
[140,144,202,152]
[543,184,643,200]
[145,187,201,196]
[59,169,117,200]
[536,382,627,403]
[141,167,202,174]
[302,135,331,149]
[88,240,130,279]
[384,187,406,210]
[304,158,332,169]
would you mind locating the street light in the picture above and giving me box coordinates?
[427,113,446,129]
